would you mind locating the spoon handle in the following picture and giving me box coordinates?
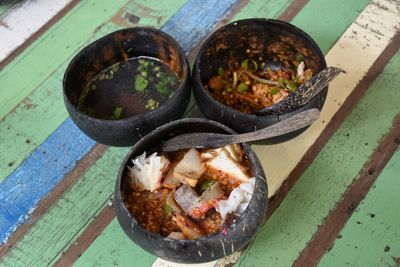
[230,108,319,143]
[161,108,320,152]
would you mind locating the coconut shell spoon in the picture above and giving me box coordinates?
[254,66,343,115]
[161,108,320,152]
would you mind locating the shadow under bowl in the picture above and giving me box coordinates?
[63,27,191,147]
[114,118,268,263]
[192,18,327,144]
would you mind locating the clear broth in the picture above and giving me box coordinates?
[78,56,180,120]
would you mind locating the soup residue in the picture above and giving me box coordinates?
[205,56,313,113]
[78,56,180,119]
[123,144,255,240]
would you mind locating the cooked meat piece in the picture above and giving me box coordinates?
[174,183,224,219]
[174,148,205,187]
[162,165,181,189]
[208,76,224,91]
[216,178,255,223]
[167,232,186,240]
[205,149,250,191]
[173,214,205,240]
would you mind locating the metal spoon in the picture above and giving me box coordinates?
[160,108,320,152]
[254,66,343,115]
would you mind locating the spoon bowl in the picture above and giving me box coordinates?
[254,67,343,115]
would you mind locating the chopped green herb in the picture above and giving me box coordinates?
[141,71,148,77]
[165,74,177,85]
[113,107,123,119]
[145,98,159,110]
[270,88,279,95]
[226,86,233,93]
[156,83,169,94]
[237,83,249,93]
[111,63,120,73]
[296,53,305,62]
[134,75,148,94]
[154,66,160,72]
[199,179,216,193]
[218,67,225,77]
[278,78,297,92]
[91,84,96,90]
[241,59,258,72]
[164,204,173,214]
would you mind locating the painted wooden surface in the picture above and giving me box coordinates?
[238,47,400,267]
[0,0,399,266]
[319,148,400,267]
[0,0,75,64]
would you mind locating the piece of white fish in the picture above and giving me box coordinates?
[215,178,255,222]
[128,152,170,192]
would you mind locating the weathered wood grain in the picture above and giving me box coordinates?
[257,0,399,197]
[0,146,129,266]
[0,0,129,121]
[0,0,130,181]
[319,145,400,266]
[294,115,400,266]
[237,1,400,264]
[0,0,75,64]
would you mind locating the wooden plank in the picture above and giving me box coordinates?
[294,116,400,266]
[0,120,95,243]
[319,146,400,267]
[0,0,80,69]
[72,219,157,267]
[236,2,400,265]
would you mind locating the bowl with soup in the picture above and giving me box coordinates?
[114,118,268,263]
[63,27,191,146]
[192,19,327,143]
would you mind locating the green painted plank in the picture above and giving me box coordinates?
[232,0,292,20]
[0,0,186,182]
[319,147,400,267]
[74,219,157,267]
[0,0,130,120]
[237,35,400,267]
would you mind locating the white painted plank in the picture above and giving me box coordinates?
[152,0,400,265]
[0,0,73,63]
[257,0,400,197]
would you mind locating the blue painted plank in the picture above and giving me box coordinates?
[0,119,95,242]
[161,0,238,54]
[0,0,239,244]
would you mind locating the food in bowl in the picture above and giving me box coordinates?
[78,57,180,120]
[206,56,313,114]
[122,144,255,240]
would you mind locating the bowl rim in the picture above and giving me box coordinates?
[62,27,190,124]
[193,18,327,118]
[115,117,268,245]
